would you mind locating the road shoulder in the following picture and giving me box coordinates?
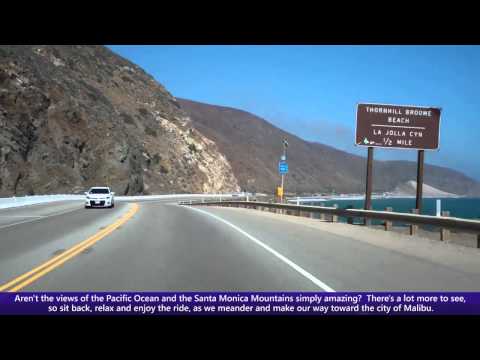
[196,206,480,276]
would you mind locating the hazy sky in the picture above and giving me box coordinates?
[108,45,480,180]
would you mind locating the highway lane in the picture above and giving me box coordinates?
[18,201,321,291]
[0,198,184,287]
[0,200,131,287]
[1,200,480,291]
[0,201,84,228]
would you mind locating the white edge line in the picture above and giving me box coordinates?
[0,215,45,218]
[0,207,83,230]
[185,205,336,292]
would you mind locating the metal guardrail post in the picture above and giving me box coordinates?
[410,209,419,235]
[332,204,338,223]
[385,207,393,231]
[319,203,325,221]
[441,211,450,241]
[346,205,354,224]
[477,234,480,249]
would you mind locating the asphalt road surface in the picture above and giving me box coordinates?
[1,199,479,292]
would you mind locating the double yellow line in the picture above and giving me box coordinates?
[0,203,139,292]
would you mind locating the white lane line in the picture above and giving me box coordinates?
[0,207,83,230]
[186,206,336,292]
[0,215,45,218]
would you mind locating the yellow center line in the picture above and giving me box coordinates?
[0,203,139,292]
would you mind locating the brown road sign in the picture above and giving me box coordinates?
[356,103,441,150]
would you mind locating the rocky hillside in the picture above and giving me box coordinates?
[178,98,480,196]
[0,45,240,196]
[2,45,478,198]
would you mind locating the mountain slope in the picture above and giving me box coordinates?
[0,45,239,196]
[178,98,480,196]
[391,181,458,198]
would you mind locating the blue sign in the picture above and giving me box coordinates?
[279,161,288,174]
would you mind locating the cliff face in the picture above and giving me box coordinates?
[0,45,239,196]
[178,98,480,196]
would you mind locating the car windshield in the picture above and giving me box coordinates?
[90,189,109,194]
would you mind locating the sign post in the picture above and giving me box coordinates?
[278,160,288,203]
[416,150,425,213]
[356,103,441,217]
[436,199,441,217]
[365,146,374,212]
[278,139,289,203]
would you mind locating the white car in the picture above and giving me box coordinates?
[85,187,115,209]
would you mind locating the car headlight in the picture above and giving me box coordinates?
[86,196,91,199]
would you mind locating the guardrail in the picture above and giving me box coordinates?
[179,200,480,248]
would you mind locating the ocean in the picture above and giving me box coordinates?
[304,198,480,221]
